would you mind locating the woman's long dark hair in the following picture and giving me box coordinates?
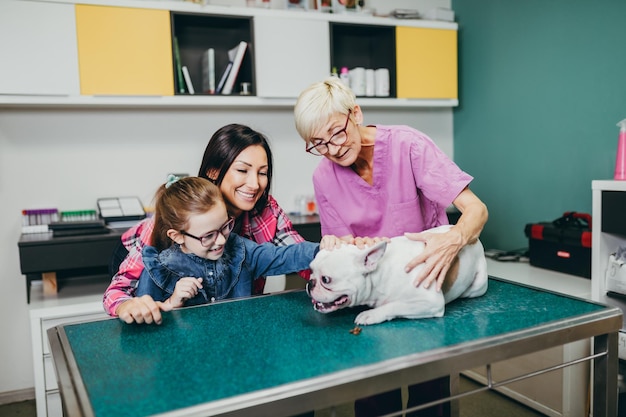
[197,124,273,212]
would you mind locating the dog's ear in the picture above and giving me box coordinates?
[362,241,388,272]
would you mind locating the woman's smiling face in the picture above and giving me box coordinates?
[219,144,269,217]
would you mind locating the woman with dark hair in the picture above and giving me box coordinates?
[103,124,309,325]
[197,123,274,212]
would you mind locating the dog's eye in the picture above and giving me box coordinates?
[321,275,331,285]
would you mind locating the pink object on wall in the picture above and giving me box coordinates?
[615,119,626,180]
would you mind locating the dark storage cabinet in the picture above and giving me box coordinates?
[602,191,626,237]
[329,23,396,98]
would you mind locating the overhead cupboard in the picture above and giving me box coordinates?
[0,0,458,108]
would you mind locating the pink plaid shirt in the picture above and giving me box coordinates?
[102,195,307,316]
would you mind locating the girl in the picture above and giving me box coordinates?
[136,176,337,309]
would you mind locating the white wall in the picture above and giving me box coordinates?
[0,106,452,395]
[0,0,451,399]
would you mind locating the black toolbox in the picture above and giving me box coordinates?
[524,212,592,278]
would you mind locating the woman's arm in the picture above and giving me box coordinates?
[105,248,171,324]
[102,218,159,318]
[103,242,148,313]
[450,187,489,246]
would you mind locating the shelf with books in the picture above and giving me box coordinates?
[171,12,254,96]
[1,0,459,108]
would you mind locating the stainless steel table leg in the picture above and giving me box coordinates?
[449,373,459,417]
[593,332,619,417]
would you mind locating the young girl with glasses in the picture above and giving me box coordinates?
[136,176,340,309]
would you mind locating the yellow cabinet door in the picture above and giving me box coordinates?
[396,27,457,99]
[75,5,174,96]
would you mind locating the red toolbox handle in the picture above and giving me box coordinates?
[562,211,592,230]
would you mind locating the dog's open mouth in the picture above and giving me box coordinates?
[312,295,349,313]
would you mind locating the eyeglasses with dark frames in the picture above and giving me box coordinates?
[180,218,235,247]
[305,110,352,156]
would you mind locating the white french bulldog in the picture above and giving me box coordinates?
[306,225,488,325]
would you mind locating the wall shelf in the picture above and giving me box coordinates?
[0,95,458,109]
[1,0,458,109]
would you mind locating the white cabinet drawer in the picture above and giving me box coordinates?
[46,390,63,417]
[44,354,58,390]
[31,300,106,417]
[41,312,106,355]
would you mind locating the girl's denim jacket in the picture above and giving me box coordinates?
[136,233,318,306]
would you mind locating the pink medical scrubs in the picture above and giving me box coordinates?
[313,124,472,238]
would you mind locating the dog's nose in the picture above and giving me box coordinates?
[306,279,316,295]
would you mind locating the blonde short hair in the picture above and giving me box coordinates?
[294,77,356,143]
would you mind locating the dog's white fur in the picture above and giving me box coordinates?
[306,225,488,325]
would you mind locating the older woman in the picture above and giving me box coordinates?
[294,77,488,417]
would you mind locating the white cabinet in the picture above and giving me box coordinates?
[0,0,457,108]
[0,1,79,97]
[591,180,626,345]
[30,296,107,417]
[254,15,330,98]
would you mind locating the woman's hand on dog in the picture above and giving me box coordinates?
[339,235,390,249]
[319,234,345,250]
[404,228,464,291]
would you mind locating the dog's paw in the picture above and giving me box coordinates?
[355,310,386,325]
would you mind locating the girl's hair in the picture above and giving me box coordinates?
[293,77,356,144]
[152,177,224,251]
[197,124,273,212]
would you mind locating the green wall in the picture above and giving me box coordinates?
[451,0,626,251]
